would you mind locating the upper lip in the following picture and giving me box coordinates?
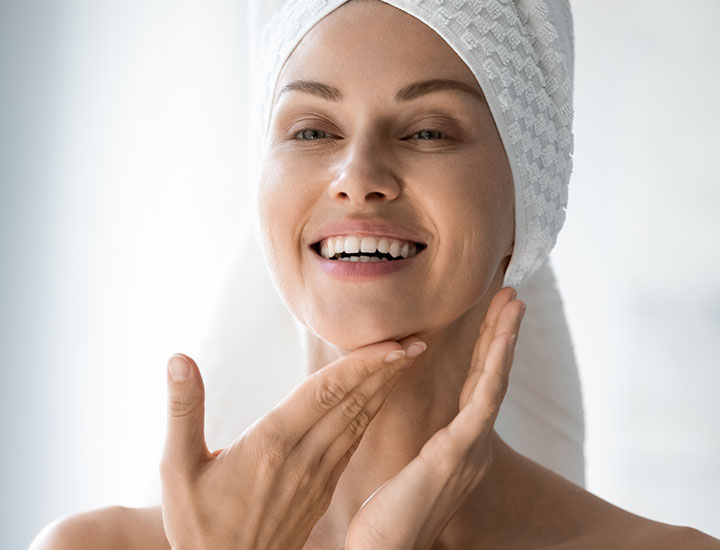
[309,217,429,246]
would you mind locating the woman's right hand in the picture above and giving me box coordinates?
[159,336,427,550]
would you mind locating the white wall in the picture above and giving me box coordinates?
[1,1,718,547]
[554,0,720,534]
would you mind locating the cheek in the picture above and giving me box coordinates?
[417,153,513,301]
[256,156,310,285]
[258,155,308,245]
[421,156,510,245]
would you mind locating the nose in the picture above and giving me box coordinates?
[327,136,401,206]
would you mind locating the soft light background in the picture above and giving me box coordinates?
[1,0,718,547]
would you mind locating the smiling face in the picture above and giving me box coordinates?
[256,0,515,349]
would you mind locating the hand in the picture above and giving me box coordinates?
[159,335,428,550]
[345,286,526,550]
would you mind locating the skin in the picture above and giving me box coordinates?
[256,0,517,546]
[29,1,720,549]
[256,1,720,548]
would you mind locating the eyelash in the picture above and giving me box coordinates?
[291,127,450,142]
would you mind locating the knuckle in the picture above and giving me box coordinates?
[340,391,367,420]
[294,463,318,493]
[346,408,372,438]
[167,396,200,419]
[436,455,461,478]
[481,400,501,423]
[259,431,290,469]
[316,376,348,413]
[421,430,462,470]
[354,357,377,379]
[346,435,362,457]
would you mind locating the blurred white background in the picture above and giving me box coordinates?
[1,1,719,547]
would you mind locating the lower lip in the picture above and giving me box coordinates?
[311,247,424,279]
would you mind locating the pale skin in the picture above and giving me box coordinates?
[30,1,720,549]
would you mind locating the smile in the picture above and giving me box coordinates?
[311,234,428,262]
[309,235,427,280]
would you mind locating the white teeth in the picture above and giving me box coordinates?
[334,237,344,255]
[377,237,390,254]
[360,236,378,253]
[317,234,422,260]
[344,236,360,254]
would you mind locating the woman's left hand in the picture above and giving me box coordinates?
[345,286,526,550]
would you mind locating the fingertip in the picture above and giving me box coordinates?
[168,353,190,382]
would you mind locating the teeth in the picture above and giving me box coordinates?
[360,236,377,253]
[334,237,344,256]
[377,238,390,254]
[338,256,388,262]
[318,234,422,260]
[344,236,360,254]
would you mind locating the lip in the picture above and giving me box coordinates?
[308,217,429,247]
[311,245,424,279]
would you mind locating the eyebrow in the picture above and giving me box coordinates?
[276,78,486,104]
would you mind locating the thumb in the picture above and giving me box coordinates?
[162,353,209,474]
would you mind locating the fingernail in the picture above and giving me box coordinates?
[511,288,518,300]
[507,334,517,351]
[168,354,190,381]
[384,349,407,363]
[520,302,527,321]
[406,341,427,359]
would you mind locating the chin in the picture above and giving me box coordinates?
[312,317,410,352]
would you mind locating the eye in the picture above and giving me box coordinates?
[293,128,336,141]
[407,129,447,140]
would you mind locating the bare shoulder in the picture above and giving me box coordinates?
[564,493,720,549]
[29,505,169,550]
[508,448,720,550]
[565,489,720,549]
[627,521,720,550]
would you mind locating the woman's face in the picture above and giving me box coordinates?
[257,0,514,349]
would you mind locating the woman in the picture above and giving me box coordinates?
[31,0,720,548]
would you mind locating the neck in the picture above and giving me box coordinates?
[300,279,535,546]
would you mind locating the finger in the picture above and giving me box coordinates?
[323,366,407,490]
[296,346,416,477]
[472,287,518,369]
[461,287,517,407]
[161,353,210,477]
[467,299,524,402]
[478,298,524,371]
[449,334,516,447]
[471,333,516,422]
[260,338,424,453]
[251,346,420,548]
